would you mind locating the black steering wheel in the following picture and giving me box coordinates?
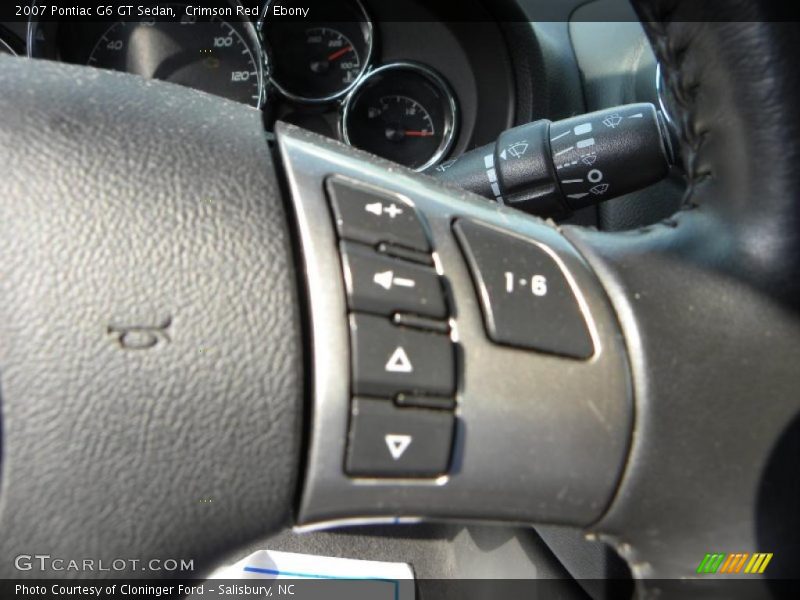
[1,0,798,596]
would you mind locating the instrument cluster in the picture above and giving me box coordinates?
[27,0,459,171]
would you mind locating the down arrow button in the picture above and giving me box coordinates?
[346,399,455,478]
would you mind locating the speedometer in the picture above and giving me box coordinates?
[28,2,266,108]
[87,14,262,106]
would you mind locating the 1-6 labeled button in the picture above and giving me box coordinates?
[454,219,594,358]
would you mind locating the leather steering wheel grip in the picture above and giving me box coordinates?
[0,57,304,577]
[565,0,800,584]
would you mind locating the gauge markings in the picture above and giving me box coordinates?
[304,28,361,89]
[263,10,373,103]
[343,64,457,171]
[84,9,262,107]
[372,95,436,144]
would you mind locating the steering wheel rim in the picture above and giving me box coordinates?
[566,0,800,587]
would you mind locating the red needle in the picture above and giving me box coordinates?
[327,46,353,62]
[404,130,434,137]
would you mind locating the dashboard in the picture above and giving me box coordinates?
[4,0,518,172]
[1,0,677,229]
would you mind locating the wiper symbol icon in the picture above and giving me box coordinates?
[603,113,623,129]
[506,141,529,159]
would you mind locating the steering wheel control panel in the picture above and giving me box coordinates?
[326,178,458,478]
[278,124,633,528]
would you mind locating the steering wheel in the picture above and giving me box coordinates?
[1,0,798,595]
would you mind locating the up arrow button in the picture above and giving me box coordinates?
[350,314,455,399]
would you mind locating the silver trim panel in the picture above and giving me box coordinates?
[276,122,633,529]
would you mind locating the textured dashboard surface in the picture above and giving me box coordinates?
[0,56,303,576]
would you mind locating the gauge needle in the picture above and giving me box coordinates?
[404,130,435,137]
[327,46,353,62]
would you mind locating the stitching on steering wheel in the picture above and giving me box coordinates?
[636,1,714,223]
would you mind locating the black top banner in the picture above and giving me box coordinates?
[3,0,800,23]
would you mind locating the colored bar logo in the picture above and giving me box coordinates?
[697,553,773,574]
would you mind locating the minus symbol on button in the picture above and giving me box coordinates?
[393,278,416,288]
[374,271,416,290]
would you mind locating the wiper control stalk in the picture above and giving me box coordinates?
[428,103,674,217]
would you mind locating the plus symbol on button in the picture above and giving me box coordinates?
[384,204,403,219]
